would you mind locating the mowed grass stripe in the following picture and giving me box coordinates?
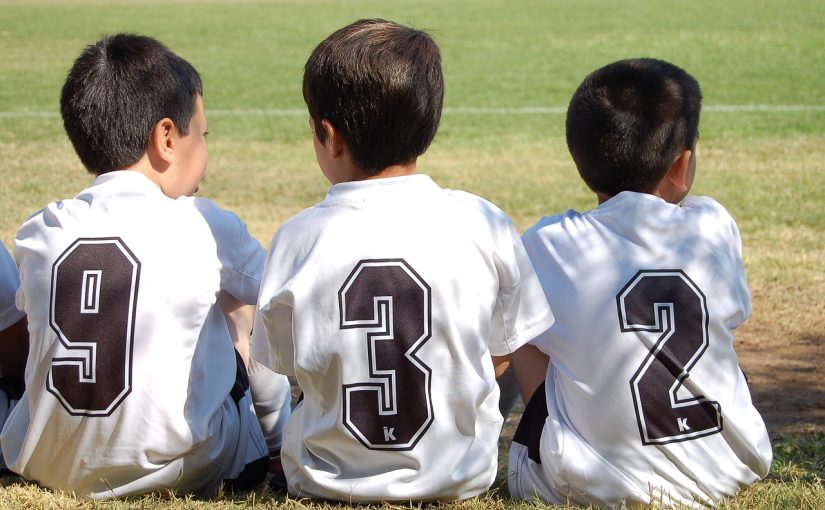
[2,104,825,119]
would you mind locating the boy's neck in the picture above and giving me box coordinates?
[596,189,685,206]
[596,192,612,205]
[362,161,417,181]
[125,153,165,190]
[336,160,417,184]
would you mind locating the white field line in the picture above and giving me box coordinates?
[1,104,824,119]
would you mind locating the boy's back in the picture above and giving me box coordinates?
[252,19,553,502]
[508,58,771,508]
[5,171,265,496]
[255,174,552,501]
[517,192,771,506]
[1,34,290,498]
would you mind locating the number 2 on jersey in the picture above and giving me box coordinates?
[617,270,722,445]
[48,238,140,416]
[339,259,434,450]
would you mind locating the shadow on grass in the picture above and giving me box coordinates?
[739,332,825,437]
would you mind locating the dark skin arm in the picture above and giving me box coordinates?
[0,316,28,381]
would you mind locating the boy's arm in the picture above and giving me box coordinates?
[192,198,265,305]
[492,356,510,378]
[191,199,267,367]
[510,343,550,405]
[488,215,555,404]
[217,290,254,367]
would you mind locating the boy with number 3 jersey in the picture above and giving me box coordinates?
[1,34,291,498]
[251,19,554,502]
[507,58,772,508]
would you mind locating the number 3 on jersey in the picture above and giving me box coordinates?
[617,270,722,445]
[48,238,140,416]
[339,259,434,450]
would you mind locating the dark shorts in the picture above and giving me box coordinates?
[0,378,24,401]
[230,349,250,407]
[512,381,547,465]
[224,349,268,491]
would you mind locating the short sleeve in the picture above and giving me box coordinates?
[222,218,265,304]
[684,196,752,329]
[191,198,265,304]
[249,226,298,376]
[489,220,555,357]
[250,301,295,376]
[725,212,751,329]
[0,244,24,331]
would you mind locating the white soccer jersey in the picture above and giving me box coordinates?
[251,174,554,502]
[0,243,24,332]
[509,192,772,508]
[1,171,289,497]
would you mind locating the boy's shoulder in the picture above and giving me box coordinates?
[181,196,247,233]
[269,202,323,239]
[16,177,255,257]
[681,194,732,217]
[443,187,511,216]
[523,193,740,248]
[678,194,740,234]
[417,186,518,239]
[280,175,516,231]
[177,196,263,267]
[523,207,584,241]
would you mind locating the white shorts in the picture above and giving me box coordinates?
[507,378,655,508]
[507,381,567,505]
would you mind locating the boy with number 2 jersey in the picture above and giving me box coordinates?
[508,58,772,508]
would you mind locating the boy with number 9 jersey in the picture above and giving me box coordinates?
[507,58,772,508]
[1,34,291,498]
[251,19,554,502]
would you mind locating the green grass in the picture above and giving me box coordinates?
[1,432,823,509]
[1,0,824,508]
[1,431,823,509]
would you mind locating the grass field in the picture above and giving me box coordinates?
[1,0,824,508]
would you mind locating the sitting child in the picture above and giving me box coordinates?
[251,19,554,502]
[508,58,772,508]
[1,34,291,498]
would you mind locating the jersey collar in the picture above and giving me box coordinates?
[90,170,166,197]
[323,174,439,205]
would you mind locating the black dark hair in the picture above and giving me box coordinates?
[303,19,444,175]
[60,33,203,175]
[565,58,702,196]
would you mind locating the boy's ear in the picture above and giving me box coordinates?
[149,117,177,166]
[320,119,346,159]
[665,148,693,195]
